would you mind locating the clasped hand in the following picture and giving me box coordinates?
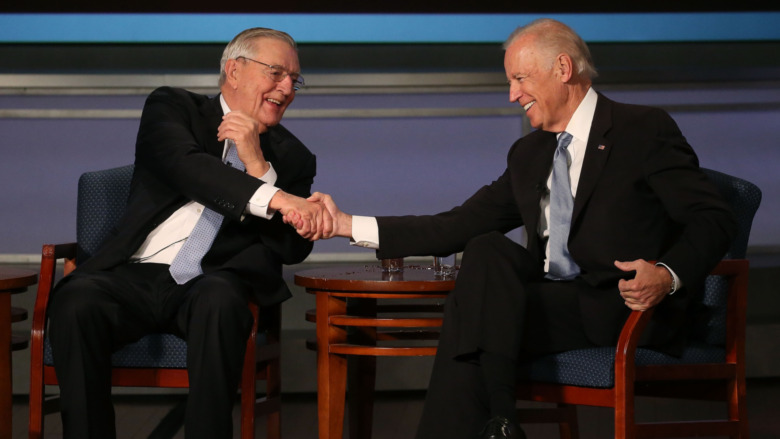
[217,111,270,178]
[284,192,350,241]
[272,191,333,241]
[615,259,673,311]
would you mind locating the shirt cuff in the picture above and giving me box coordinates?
[655,262,683,295]
[259,162,278,186]
[350,216,380,249]
[245,163,280,220]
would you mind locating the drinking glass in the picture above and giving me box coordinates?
[432,254,457,276]
[380,258,404,273]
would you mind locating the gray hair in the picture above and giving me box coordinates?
[503,18,598,80]
[218,28,297,87]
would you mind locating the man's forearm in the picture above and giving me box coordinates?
[335,212,353,239]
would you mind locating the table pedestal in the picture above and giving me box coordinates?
[295,264,455,439]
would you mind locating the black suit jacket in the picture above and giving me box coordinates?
[375,93,737,350]
[76,86,316,306]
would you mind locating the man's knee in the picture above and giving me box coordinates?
[48,276,111,325]
[462,231,526,267]
[187,274,253,331]
[461,231,541,283]
[464,231,511,253]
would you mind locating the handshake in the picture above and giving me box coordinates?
[274,191,350,241]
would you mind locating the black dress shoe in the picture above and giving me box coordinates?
[478,416,525,439]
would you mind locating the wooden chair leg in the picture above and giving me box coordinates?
[614,395,636,439]
[728,375,749,439]
[28,358,45,438]
[240,377,256,439]
[266,355,282,439]
[266,410,281,439]
[27,388,44,439]
[557,403,579,439]
[240,312,258,439]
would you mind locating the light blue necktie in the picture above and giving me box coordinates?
[169,141,245,284]
[546,132,580,280]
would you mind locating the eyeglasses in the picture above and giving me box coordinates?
[238,56,305,91]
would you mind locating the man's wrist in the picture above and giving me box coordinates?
[245,159,271,179]
[268,190,290,212]
[338,213,353,238]
[667,269,677,294]
[655,262,679,295]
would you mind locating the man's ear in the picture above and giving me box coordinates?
[225,58,240,89]
[556,53,574,83]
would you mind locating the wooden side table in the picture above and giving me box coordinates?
[295,264,455,439]
[0,267,37,439]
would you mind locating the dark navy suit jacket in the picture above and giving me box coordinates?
[77,86,316,306]
[375,93,736,352]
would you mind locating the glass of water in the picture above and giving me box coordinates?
[432,254,457,276]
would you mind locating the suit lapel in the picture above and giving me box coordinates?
[200,94,226,158]
[572,94,613,224]
[261,130,279,165]
[517,131,557,258]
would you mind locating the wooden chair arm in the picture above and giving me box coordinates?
[31,243,77,366]
[613,259,749,382]
[614,308,654,381]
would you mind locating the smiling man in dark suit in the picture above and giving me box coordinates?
[304,18,737,439]
[47,28,329,439]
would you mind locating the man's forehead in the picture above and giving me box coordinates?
[507,44,539,71]
[252,38,298,62]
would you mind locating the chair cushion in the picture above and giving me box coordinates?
[520,344,725,388]
[44,332,267,369]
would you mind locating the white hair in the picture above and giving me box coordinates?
[218,28,297,87]
[504,18,598,80]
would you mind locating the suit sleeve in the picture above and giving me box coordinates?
[134,87,262,221]
[376,168,524,258]
[643,109,737,285]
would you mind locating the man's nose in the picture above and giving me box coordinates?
[509,84,522,103]
[277,76,295,94]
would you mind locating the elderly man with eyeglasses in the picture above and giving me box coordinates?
[47,27,327,439]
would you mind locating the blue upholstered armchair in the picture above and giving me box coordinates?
[516,168,761,438]
[29,165,282,439]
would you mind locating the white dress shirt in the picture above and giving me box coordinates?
[538,87,598,272]
[130,95,281,264]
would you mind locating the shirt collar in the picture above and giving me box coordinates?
[219,93,231,115]
[218,94,232,160]
[562,87,598,144]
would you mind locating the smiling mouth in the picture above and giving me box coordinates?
[523,101,536,111]
[267,98,282,106]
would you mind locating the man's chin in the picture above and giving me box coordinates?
[259,115,284,128]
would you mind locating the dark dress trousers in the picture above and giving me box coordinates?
[48,87,316,439]
[373,94,737,438]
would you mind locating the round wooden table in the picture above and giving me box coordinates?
[0,267,37,439]
[295,264,455,439]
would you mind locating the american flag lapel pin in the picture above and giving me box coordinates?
[598,144,606,150]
